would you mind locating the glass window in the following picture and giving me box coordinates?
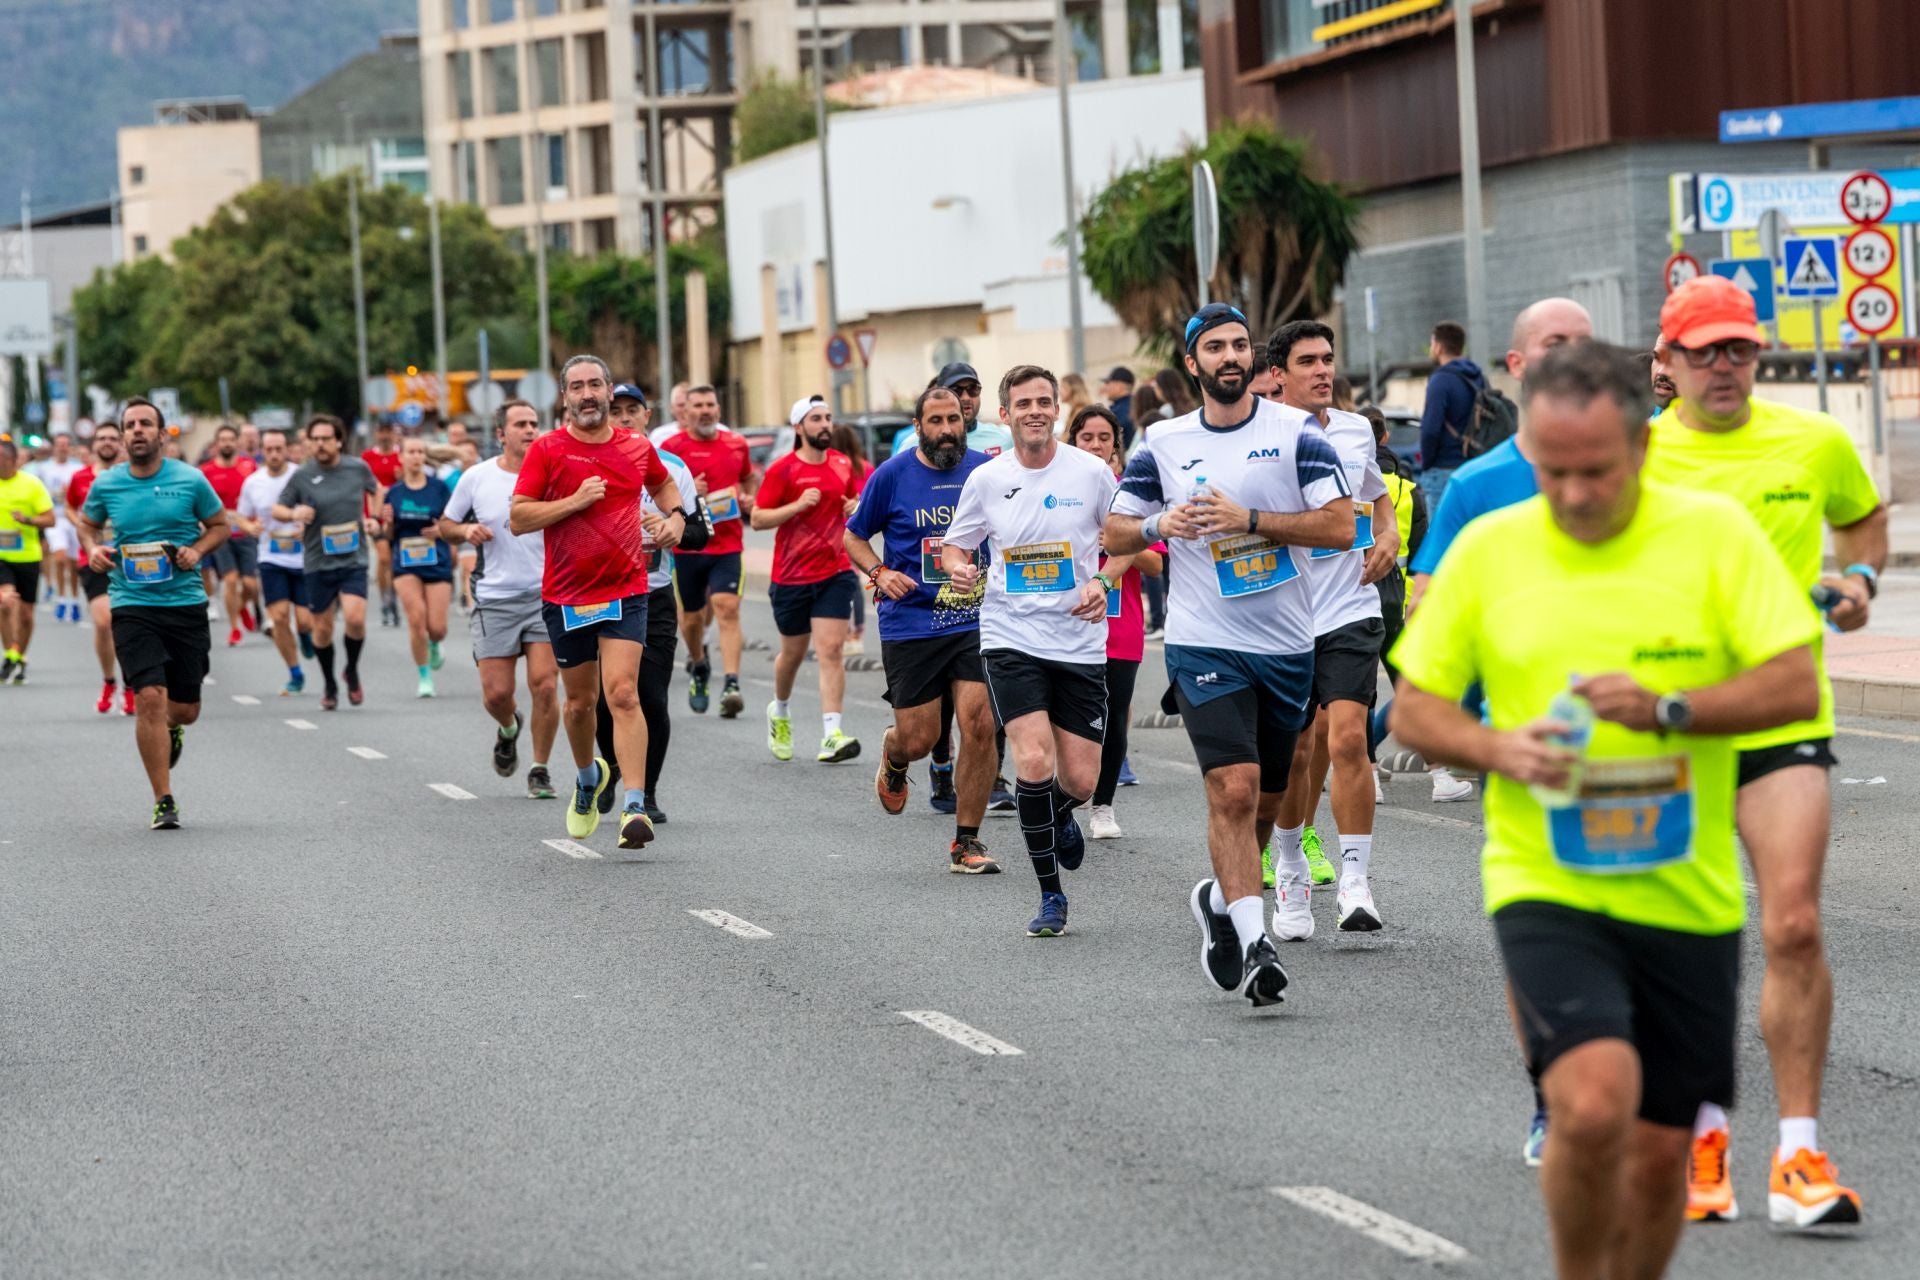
[545,223,572,252]
[489,136,525,205]
[535,0,560,14]
[451,0,470,29]
[545,133,568,198]
[395,171,430,197]
[133,235,149,256]
[487,45,520,114]
[451,51,475,119]
[460,141,478,203]
[129,164,146,186]
[580,31,608,100]
[535,39,565,106]
[378,137,429,160]
[488,0,516,22]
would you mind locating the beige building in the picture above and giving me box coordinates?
[116,99,262,262]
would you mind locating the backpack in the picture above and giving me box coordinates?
[1447,371,1519,460]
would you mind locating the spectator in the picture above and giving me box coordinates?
[1332,376,1356,412]
[1057,372,1094,435]
[1129,382,1168,437]
[1416,319,1486,514]
[1152,368,1197,418]
[1101,366,1137,446]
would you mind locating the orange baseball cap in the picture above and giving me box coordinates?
[1659,275,1765,348]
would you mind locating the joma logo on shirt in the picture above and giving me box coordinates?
[1634,640,1709,662]
[1762,487,1812,504]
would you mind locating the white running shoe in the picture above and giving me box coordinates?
[1336,873,1383,932]
[1087,804,1122,839]
[1431,766,1476,803]
[1374,767,1386,805]
[1272,873,1315,941]
[844,636,865,657]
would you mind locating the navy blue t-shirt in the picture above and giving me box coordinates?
[845,447,992,641]
[385,475,453,573]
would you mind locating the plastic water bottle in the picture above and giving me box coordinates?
[1530,684,1595,809]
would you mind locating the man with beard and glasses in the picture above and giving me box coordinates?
[511,354,686,851]
[75,397,229,830]
[845,386,1001,875]
[662,384,756,718]
[754,398,865,764]
[236,429,314,697]
[199,423,260,648]
[273,416,382,711]
[1106,303,1354,1007]
[65,421,135,713]
[944,365,1122,936]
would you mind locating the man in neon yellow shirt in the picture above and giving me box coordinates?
[1646,275,1883,1229]
[1392,341,1819,1280]
[0,437,57,683]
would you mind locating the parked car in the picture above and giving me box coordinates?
[1376,407,1422,470]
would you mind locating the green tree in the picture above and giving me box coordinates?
[735,73,849,163]
[1078,120,1361,361]
[71,254,180,400]
[546,237,730,391]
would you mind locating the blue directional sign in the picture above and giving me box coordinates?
[1709,258,1777,324]
[1721,96,1920,145]
[1781,237,1842,299]
[398,401,425,428]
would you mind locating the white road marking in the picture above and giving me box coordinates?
[284,718,317,730]
[1836,725,1920,744]
[899,1010,1024,1056]
[347,746,387,760]
[543,838,602,860]
[202,675,217,686]
[231,694,261,706]
[1838,775,1888,785]
[1270,1187,1471,1265]
[428,783,476,800]
[687,909,773,939]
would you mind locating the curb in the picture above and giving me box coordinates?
[1831,674,1920,721]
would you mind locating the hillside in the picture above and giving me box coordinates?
[0,0,416,216]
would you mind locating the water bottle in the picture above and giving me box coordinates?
[1530,683,1595,809]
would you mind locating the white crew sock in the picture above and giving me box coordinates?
[1341,834,1373,880]
[771,698,790,718]
[1779,1116,1818,1158]
[1209,880,1230,914]
[1694,1102,1729,1138]
[1274,823,1309,881]
[823,711,842,736]
[1227,896,1267,951]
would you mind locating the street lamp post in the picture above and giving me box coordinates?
[1453,0,1489,364]
[429,195,449,419]
[811,0,843,414]
[348,169,371,433]
[1052,0,1086,376]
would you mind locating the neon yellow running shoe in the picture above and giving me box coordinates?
[1261,841,1276,889]
[1303,826,1336,886]
[767,702,793,761]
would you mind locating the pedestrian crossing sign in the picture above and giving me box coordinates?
[1782,237,1842,299]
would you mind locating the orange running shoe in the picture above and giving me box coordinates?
[1769,1148,1861,1229]
[1686,1128,1739,1222]
[875,754,909,815]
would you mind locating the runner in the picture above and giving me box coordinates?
[889,362,1016,460]
[510,354,686,848]
[361,419,404,628]
[662,384,755,718]
[273,415,381,711]
[647,382,691,447]
[1264,320,1398,936]
[0,438,55,684]
[755,398,864,764]
[198,424,261,648]
[1645,275,1882,1229]
[943,364,1119,936]
[235,428,313,696]
[74,397,229,830]
[65,422,135,712]
[1106,302,1355,1005]
[1063,404,1163,840]
[1390,339,1822,1280]
[845,385,1001,874]
[379,437,455,697]
[31,433,84,624]
[441,399,562,800]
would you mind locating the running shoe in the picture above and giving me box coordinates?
[567,758,611,839]
[1117,758,1139,787]
[1087,805,1122,839]
[239,607,257,633]
[1054,812,1086,871]
[0,654,15,683]
[150,795,181,831]
[299,631,316,659]
[282,670,305,697]
[121,685,136,716]
[321,688,339,712]
[644,800,667,825]
[988,776,1016,811]
[928,762,957,814]
[494,712,522,777]
[1374,767,1386,805]
[688,664,710,714]
[55,601,68,623]
[948,835,1000,874]
[1238,936,1289,1007]
[525,765,555,799]
[1303,827,1336,886]
[1189,879,1240,992]
[1336,873,1382,932]
[1272,874,1314,941]
[1431,766,1476,803]
[6,658,26,685]
[345,668,364,706]
[429,639,444,671]
[1523,1110,1548,1169]
[1026,891,1069,937]
[168,725,185,768]
[719,680,744,718]
[1260,841,1276,888]
[227,626,243,647]
[767,702,793,760]
[816,730,860,763]
[1768,1148,1861,1230]
[416,673,435,698]
[843,635,864,657]
[96,679,116,714]
[617,804,655,850]
[876,754,910,814]
[1686,1128,1738,1222]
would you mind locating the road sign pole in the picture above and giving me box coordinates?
[1870,336,1884,457]
[1812,297,1827,413]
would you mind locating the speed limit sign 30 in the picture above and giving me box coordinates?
[1847,283,1899,337]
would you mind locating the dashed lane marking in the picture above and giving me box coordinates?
[231,694,260,706]
[1270,1186,1472,1265]
[899,1011,1024,1056]
[688,909,774,939]
[428,783,476,800]
[543,838,602,859]
[284,718,317,730]
[347,746,387,760]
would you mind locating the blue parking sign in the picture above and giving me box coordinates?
[1709,258,1776,323]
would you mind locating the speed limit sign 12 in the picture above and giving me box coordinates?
[1846,282,1899,338]
[1844,227,1895,280]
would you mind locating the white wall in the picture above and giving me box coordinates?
[724,70,1205,342]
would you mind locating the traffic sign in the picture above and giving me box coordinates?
[1845,226,1895,279]
[397,401,425,428]
[1782,237,1842,298]
[854,329,877,366]
[1841,171,1892,225]
[467,381,505,416]
[1663,252,1703,294]
[1847,283,1899,337]
[1709,258,1776,323]
[826,334,852,371]
[517,369,557,408]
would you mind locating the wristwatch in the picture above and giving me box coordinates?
[1844,562,1879,599]
[1654,692,1694,734]
[1246,507,1261,535]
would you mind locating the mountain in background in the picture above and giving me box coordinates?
[1,0,417,216]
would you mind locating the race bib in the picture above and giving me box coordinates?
[561,598,623,631]
[0,529,21,553]
[1547,756,1695,874]
[1211,534,1297,597]
[397,536,436,568]
[708,486,741,523]
[647,548,663,573]
[1004,541,1073,594]
[268,528,303,556]
[120,541,175,585]
[321,522,361,555]
[1311,500,1377,560]
[920,535,986,584]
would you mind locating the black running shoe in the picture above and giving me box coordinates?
[644,801,667,825]
[150,795,181,830]
[525,765,555,799]
[988,776,1016,812]
[493,711,522,777]
[1238,937,1289,1008]
[168,725,185,768]
[1189,880,1241,993]
[1055,813,1086,871]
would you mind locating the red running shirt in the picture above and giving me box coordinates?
[659,430,755,556]
[66,466,99,513]
[758,449,866,585]
[199,457,256,539]
[361,449,403,488]
[513,427,670,605]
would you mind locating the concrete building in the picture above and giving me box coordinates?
[0,200,117,320]
[261,32,430,195]
[724,70,1204,424]
[116,99,261,262]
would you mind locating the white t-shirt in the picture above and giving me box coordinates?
[943,443,1118,664]
[444,457,546,602]
[238,466,305,571]
[33,460,83,526]
[1301,407,1389,635]
[1110,398,1350,658]
[642,449,700,593]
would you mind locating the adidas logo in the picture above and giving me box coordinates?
[1089,716,1104,731]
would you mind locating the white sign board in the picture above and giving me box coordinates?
[0,279,55,357]
[1695,173,1845,231]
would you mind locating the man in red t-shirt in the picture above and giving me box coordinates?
[661,384,757,718]
[66,420,131,712]
[752,398,867,765]
[361,420,403,627]
[511,354,686,851]
[199,423,260,647]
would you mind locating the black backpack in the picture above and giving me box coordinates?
[1448,371,1519,460]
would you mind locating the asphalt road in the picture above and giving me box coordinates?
[4,597,1917,1278]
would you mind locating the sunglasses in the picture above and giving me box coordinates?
[1671,339,1760,369]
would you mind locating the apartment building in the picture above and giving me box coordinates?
[116,100,261,262]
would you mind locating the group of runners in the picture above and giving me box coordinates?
[3,270,1883,1277]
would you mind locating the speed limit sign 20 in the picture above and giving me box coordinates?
[1844,227,1895,279]
[1847,283,1899,338]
